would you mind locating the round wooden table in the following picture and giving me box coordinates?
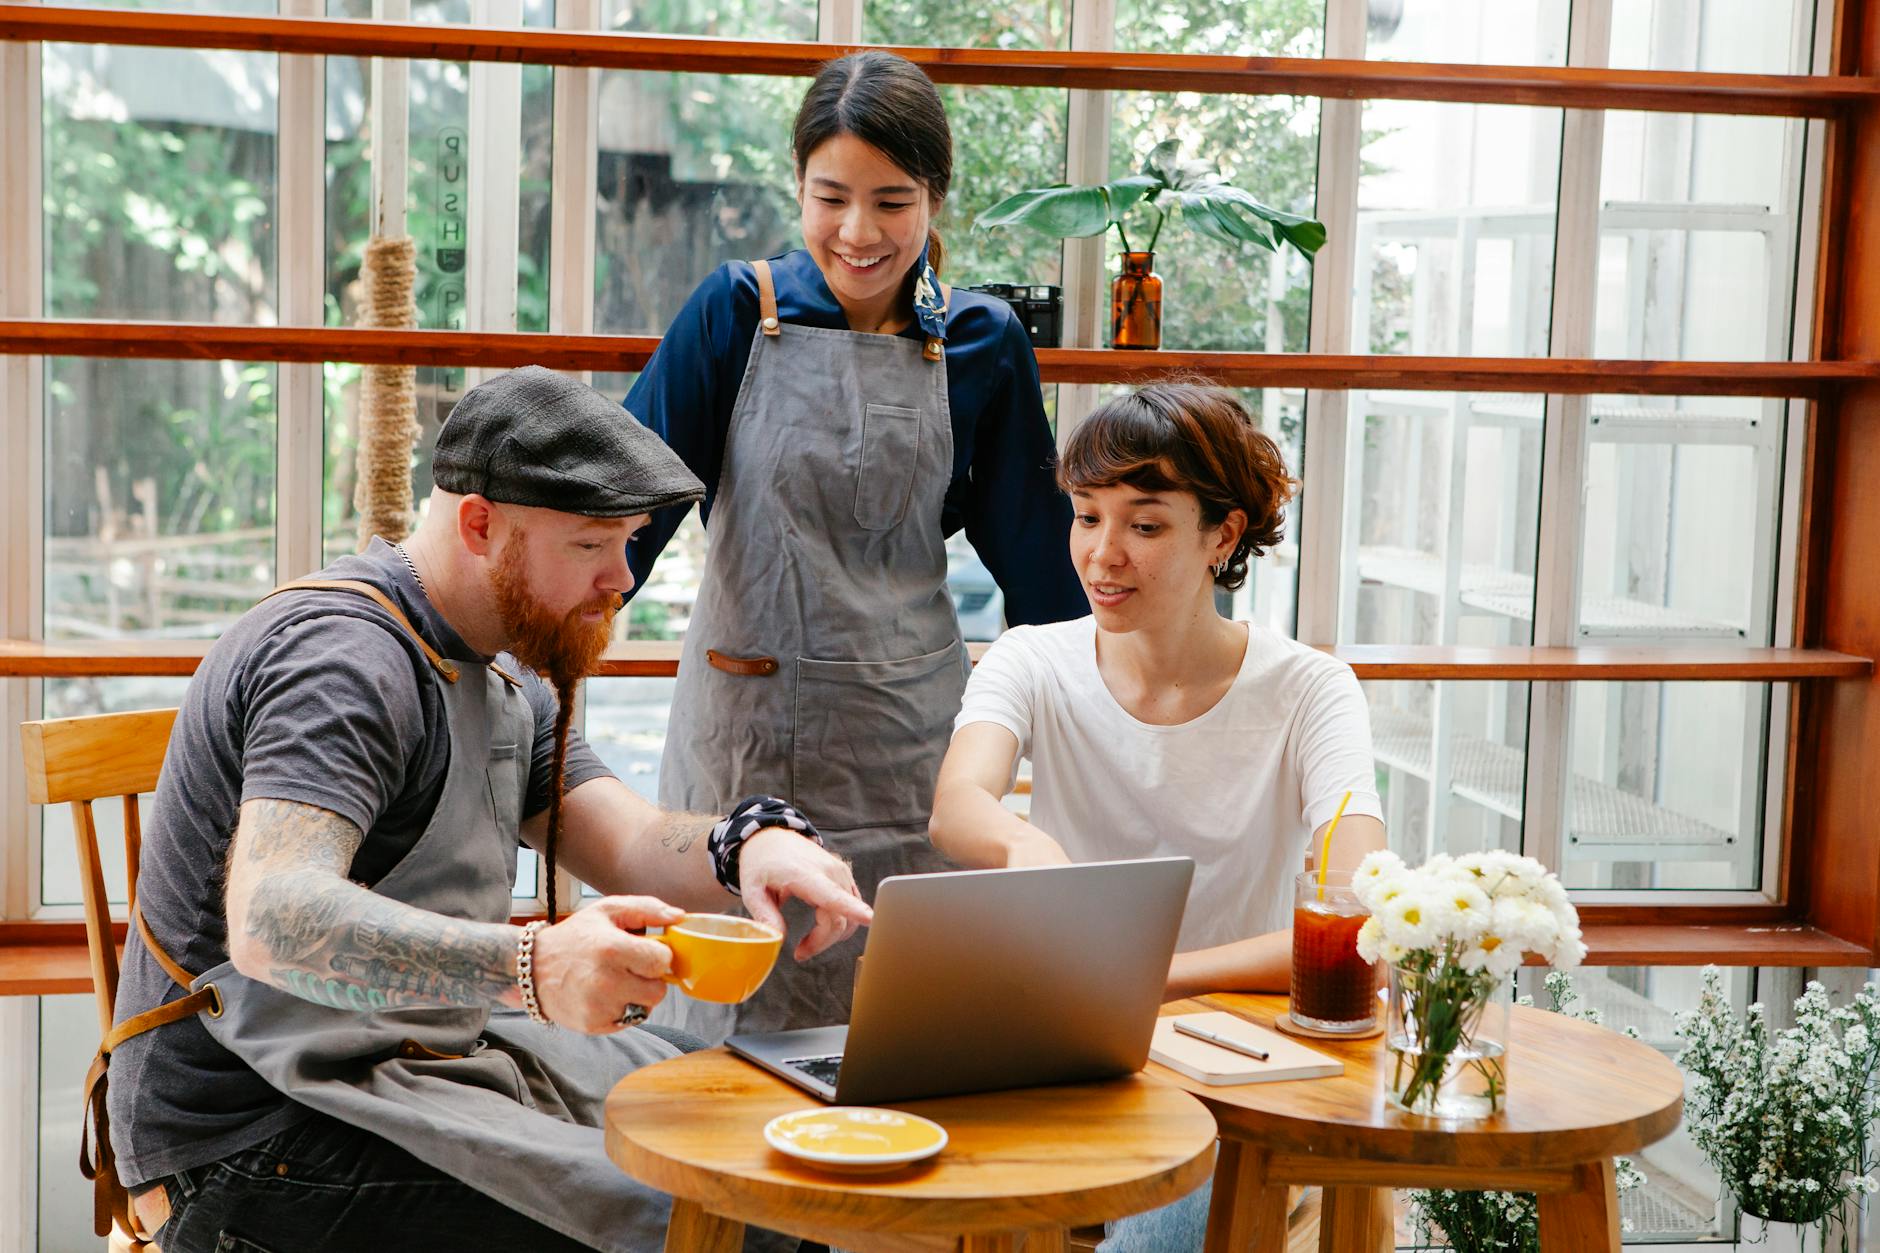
[1155,994,1685,1253]
[604,1048,1220,1253]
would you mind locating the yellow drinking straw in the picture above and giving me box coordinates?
[1315,790,1355,901]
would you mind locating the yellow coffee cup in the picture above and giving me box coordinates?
[655,914,784,1004]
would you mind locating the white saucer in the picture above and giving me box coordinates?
[763,1106,948,1174]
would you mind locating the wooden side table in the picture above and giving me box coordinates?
[605,1049,1220,1253]
[1154,994,1684,1253]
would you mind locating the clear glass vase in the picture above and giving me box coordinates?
[1385,962,1511,1120]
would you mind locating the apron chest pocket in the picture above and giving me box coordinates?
[486,743,523,831]
[792,643,967,831]
[854,403,922,531]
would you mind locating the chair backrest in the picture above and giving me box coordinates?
[20,708,179,1038]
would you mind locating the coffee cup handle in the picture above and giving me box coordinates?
[652,934,684,985]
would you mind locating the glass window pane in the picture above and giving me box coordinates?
[1365,0,1568,64]
[1609,0,1813,74]
[1113,0,1323,58]
[44,38,278,322]
[1355,103,1561,357]
[47,359,278,640]
[585,675,680,801]
[520,59,553,333]
[589,0,814,334]
[1563,681,1767,891]
[1364,680,1530,864]
[935,84,1069,290]
[866,0,1068,48]
[40,995,101,1248]
[1579,412,1782,643]
[1595,112,1805,363]
[37,678,193,909]
[1350,392,1545,648]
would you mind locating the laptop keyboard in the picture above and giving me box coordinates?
[783,1053,844,1087]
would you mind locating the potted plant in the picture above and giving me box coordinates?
[1674,968,1880,1251]
[1407,972,1646,1252]
[975,138,1326,350]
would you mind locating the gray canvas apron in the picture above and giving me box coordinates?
[655,259,968,1043]
[146,580,680,1252]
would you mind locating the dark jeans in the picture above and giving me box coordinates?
[152,1111,600,1253]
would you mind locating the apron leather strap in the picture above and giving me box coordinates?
[134,899,194,991]
[753,259,781,336]
[706,648,779,677]
[80,904,215,1242]
[754,258,948,361]
[925,281,951,362]
[262,578,460,683]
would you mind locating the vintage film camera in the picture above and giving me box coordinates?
[963,283,1063,349]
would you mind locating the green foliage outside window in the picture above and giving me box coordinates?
[43,0,1327,563]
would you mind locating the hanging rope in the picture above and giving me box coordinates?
[355,236,420,550]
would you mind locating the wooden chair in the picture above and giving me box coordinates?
[22,706,180,1253]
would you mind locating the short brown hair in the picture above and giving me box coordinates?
[1057,382,1297,591]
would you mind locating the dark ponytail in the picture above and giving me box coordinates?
[794,50,953,276]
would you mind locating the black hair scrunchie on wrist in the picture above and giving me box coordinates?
[707,795,824,896]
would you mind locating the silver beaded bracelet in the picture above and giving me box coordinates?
[516,919,552,1026]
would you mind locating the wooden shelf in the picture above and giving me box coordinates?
[5,920,1866,997]
[1568,924,1874,967]
[4,321,1877,397]
[0,942,94,997]
[1,639,1868,681]
[1,6,1873,116]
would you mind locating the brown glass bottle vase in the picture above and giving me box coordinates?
[1110,251,1163,350]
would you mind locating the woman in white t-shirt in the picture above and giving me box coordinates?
[930,381,1387,1000]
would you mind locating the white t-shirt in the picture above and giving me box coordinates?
[954,618,1384,951]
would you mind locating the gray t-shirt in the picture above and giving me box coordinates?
[108,538,613,1186]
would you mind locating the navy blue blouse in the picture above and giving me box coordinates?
[623,248,1086,627]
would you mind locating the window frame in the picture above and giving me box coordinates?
[0,1,1863,934]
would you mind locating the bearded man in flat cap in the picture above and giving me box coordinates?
[97,366,864,1252]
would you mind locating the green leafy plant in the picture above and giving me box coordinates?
[1675,967,1880,1251]
[974,137,1326,260]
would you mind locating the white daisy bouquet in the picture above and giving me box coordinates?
[1352,849,1585,1116]
[1675,967,1880,1250]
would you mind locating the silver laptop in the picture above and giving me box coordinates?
[726,856,1193,1104]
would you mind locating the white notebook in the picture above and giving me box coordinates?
[1149,1011,1343,1085]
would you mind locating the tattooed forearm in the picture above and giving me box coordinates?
[655,809,717,856]
[228,798,520,1013]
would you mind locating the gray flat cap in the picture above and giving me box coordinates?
[432,365,705,516]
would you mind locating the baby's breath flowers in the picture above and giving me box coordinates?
[1676,968,1880,1251]
[1352,850,1584,1116]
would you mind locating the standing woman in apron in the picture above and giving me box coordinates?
[625,50,1086,1042]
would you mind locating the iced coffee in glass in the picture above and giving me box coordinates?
[1290,870,1377,1032]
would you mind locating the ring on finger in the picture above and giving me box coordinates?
[616,1002,650,1029]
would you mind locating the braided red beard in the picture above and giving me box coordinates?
[489,527,620,921]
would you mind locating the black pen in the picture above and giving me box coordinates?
[1174,1019,1270,1062]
